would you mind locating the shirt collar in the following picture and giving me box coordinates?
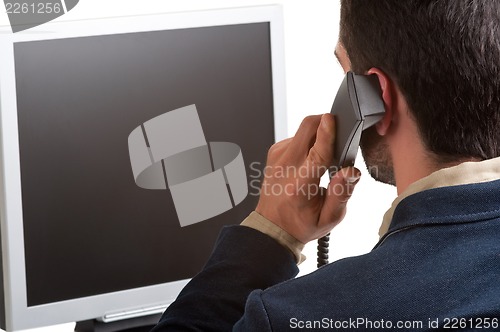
[378,156,500,238]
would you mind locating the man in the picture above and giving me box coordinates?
[152,0,500,330]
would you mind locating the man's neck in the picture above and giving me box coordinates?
[393,149,480,195]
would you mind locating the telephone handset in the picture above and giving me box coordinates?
[317,71,385,268]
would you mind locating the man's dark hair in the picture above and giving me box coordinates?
[340,0,500,162]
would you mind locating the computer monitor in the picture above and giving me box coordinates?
[0,6,287,331]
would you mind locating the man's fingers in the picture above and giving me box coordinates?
[287,115,323,160]
[303,114,335,179]
[267,137,292,160]
[321,167,361,224]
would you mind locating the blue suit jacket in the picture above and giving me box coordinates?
[152,179,500,331]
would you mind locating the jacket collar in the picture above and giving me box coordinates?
[378,156,500,238]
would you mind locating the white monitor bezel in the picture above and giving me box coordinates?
[0,6,287,331]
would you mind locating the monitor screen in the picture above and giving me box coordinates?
[0,6,286,331]
[16,20,274,308]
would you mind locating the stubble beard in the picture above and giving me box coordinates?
[360,127,396,186]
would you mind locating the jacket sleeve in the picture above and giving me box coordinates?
[151,225,299,332]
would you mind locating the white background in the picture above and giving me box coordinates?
[0,1,396,331]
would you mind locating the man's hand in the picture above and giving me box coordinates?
[255,113,361,244]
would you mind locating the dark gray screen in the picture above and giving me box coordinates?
[14,23,275,306]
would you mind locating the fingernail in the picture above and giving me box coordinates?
[346,174,361,184]
[346,169,361,184]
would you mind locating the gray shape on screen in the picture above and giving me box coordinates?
[128,104,248,226]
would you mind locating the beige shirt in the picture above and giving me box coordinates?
[241,157,500,264]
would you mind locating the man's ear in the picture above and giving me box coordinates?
[366,68,394,136]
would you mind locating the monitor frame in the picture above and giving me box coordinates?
[0,6,287,331]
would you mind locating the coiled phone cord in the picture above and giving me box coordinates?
[317,233,330,268]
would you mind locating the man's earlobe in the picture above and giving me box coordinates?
[366,68,393,136]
